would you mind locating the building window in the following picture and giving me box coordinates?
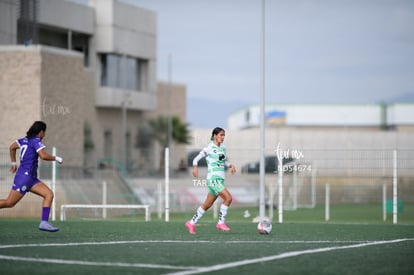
[36,26,90,67]
[100,54,148,91]
[17,0,39,45]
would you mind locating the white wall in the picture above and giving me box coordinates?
[387,104,414,125]
[38,0,94,34]
[228,103,414,130]
[91,0,156,58]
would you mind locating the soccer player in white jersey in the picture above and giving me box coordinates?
[185,127,236,234]
[0,121,63,232]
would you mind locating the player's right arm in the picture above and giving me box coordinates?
[192,148,207,178]
[9,141,19,173]
[192,165,198,178]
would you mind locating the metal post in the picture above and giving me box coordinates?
[311,164,317,208]
[121,94,128,169]
[393,150,397,224]
[325,184,330,222]
[167,53,172,149]
[51,147,56,221]
[382,183,387,222]
[269,176,274,219]
[102,181,107,219]
[278,159,284,223]
[259,0,266,218]
[213,200,218,219]
[165,148,170,222]
[67,30,72,50]
[293,166,298,210]
[158,181,162,219]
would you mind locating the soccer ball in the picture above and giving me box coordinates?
[257,220,272,235]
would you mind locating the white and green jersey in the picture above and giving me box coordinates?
[193,143,230,180]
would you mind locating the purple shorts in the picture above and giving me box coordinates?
[13,173,41,195]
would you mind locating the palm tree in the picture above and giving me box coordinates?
[148,116,191,148]
[138,116,191,172]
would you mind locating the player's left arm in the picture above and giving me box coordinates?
[38,149,63,164]
[226,161,236,175]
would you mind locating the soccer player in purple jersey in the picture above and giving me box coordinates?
[0,121,63,232]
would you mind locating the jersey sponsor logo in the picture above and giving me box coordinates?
[219,154,225,161]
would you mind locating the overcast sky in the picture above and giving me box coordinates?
[129,0,414,129]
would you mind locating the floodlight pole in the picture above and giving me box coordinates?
[167,53,172,150]
[259,0,266,218]
[165,54,172,222]
[121,92,130,169]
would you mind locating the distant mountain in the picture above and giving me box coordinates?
[383,92,414,103]
[187,97,251,129]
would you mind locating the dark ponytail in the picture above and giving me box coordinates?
[26,121,47,139]
[210,127,225,141]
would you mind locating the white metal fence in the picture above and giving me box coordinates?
[1,147,413,223]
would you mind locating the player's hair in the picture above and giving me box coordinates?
[211,127,225,141]
[26,121,47,139]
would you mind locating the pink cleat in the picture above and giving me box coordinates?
[216,223,231,231]
[185,221,196,234]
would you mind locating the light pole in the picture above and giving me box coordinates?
[121,91,131,169]
[167,54,172,150]
[259,0,266,218]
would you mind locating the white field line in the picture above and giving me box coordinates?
[166,238,414,275]
[0,240,372,250]
[0,254,197,270]
[1,239,413,272]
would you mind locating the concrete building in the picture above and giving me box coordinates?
[228,103,414,131]
[187,103,414,173]
[0,0,187,172]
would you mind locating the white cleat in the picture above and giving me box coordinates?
[38,221,59,232]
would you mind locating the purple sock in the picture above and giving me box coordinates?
[42,207,51,221]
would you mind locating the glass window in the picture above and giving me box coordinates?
[125,57,137,90]
[107,54,120,88]
[100,55,107,86]
[100,54,147,91]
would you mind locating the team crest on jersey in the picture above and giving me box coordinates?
[21,185,27,192]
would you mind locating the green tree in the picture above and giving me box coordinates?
[148,115,191,148]
[83,121,95,171]
[84,121,95,152]
[147,116,191,171]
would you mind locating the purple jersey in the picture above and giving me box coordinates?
[16,136,45,177]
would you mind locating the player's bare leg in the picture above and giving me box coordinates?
[218,188,232,207]
[201,193,218,210]
[30,182,59,232]
[30,182,54,207]
[0,190,24,208]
